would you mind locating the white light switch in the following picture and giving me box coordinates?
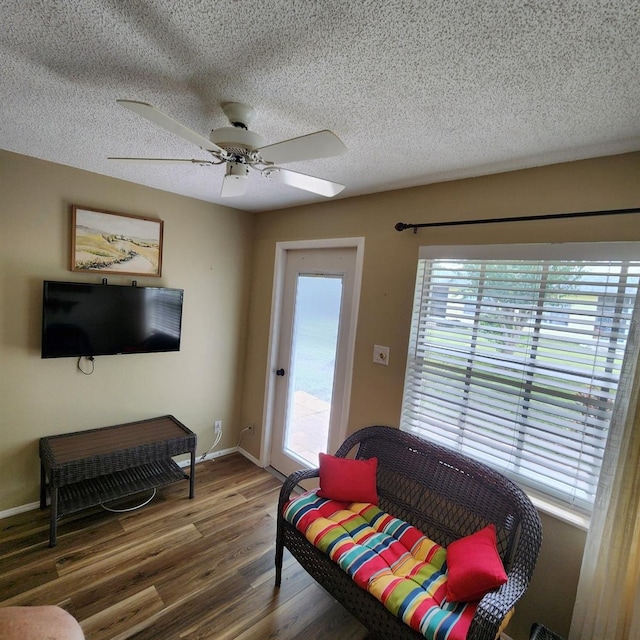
[373,345,390,366]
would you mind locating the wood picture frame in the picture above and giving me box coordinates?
[71,205,164,277]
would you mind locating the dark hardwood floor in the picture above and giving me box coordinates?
[0,453,369,639]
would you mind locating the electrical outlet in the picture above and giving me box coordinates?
[214,420,222,434]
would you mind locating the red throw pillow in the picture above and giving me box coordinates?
[317,453,378,504]
[446,524,508,602]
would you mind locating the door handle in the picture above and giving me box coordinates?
[276,368,285,376]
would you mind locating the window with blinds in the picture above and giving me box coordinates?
[400,243,640,513]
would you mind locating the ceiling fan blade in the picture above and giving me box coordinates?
[108,157,217,165]
[264,168,345,197]
[116,100,226,155]
[257,130,347,165]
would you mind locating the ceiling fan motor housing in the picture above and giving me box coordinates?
[209,126,266,156]
[210,102,266,160]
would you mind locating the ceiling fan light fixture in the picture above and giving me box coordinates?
[220,161,249,197]
[225,161,249,180]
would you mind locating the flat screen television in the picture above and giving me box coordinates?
[41,281,184,358]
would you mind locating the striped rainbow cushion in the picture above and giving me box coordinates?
[284,490,477,640]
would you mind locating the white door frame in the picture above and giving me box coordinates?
[258,237,365,467]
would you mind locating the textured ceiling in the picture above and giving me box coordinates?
[1,1,639,213]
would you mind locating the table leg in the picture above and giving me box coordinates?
[189,449,195,498]
[40,464,47,509]
[49,487,58,548]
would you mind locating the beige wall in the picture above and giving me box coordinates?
[240,151,640,639]
[0,149,255,510]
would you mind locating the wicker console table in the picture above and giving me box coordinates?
[39,415,196,547]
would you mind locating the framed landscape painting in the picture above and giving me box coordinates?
[71,206,164,277]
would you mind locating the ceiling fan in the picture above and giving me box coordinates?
[109,100,347,198]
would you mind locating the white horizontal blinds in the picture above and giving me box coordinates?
[401,244,640,512]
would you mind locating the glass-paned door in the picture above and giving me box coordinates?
[270,247,358,477]
[284,274,342,466]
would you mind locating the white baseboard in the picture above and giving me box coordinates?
[237,446,262,467]
[189,445,238,464]
[0,500,41,520]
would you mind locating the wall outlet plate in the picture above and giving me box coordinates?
[373,344,389,366]
[214,420,222,434]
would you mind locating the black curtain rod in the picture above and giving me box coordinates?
[395,207,640,233]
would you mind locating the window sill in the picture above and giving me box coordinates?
[526,489,590,531]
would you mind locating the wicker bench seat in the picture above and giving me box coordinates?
[275,426,542,640]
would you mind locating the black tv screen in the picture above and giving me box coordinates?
[42,281,184,358]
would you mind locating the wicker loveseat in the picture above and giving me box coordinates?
[275,426,542,640]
